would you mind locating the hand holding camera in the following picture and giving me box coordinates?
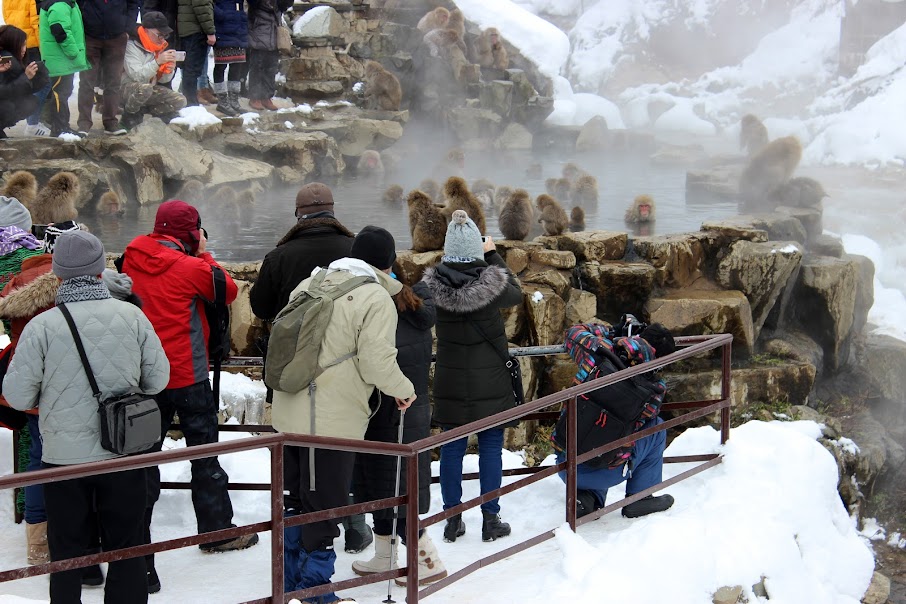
[157,49,177,65]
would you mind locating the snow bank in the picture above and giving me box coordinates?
[841,233,906,340]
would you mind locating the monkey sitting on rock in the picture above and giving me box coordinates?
[739,114,769,157]
[625,194,656,224]
[536,194,568,236]
[31,172,80,225]
[768,176,828,209]
[738,135,802,212]
[363,60,402,111]
[474,27,508,70]
[442,176,486,234]
[417,7,449,32]
[407,189,447,252]
[498,188,533,241]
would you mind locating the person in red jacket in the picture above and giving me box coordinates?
[120,200,258,592]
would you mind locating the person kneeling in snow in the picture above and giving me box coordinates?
[552,323,676,519]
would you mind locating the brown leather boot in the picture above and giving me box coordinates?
[197,87,217,105]
[261,98,279,111]
[26,521,50,565]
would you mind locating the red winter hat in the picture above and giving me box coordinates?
[154,200,201,253]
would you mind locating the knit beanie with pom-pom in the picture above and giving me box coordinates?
[442,209,483,262]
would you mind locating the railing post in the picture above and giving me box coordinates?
[566,396,578,531]
[720,342,732,444]
[406,450,419,604]
[271,442,285,604]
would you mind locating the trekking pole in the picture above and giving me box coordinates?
[384,408,406,604]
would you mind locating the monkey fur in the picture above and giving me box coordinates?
[472,178,495,199]
[363,60,402,111]
[357,150,385,175]
[383,184,404,204]
[498,188,533,241]
[423,29,471,82]
[768,176,828,209]
[545,177,571,202]
[2,170,38,209]
[407,189,447,252]
[572,174,599,204]
[493,185,514,214]
[416,7,449,32]
[96,191,124,216]
[739,114,769,157]
[447,8,465,37]
[569,206,585,232]
[536,194,568,236]
[31,171,80,225]
[176,179,205,204]
[442,176,486,234]
[624,194,656,224]
[475,27,509,70]
[418,178,440,202]
[738,135,802,211]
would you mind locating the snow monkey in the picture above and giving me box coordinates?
[2,170,38,209]
[416,7,449,33]
[536,194,568,236]
[447,8,465,38]
[419,178,440,202]
[382,184,404,204]
[363,60,402,111]
[498,188,533,241]
[625,194,656,224]
[407,189,447,252]
[572,174,599,204]
[96,191,124,216]
[739,114,769,157]
[442,176,486,234]
[357,150,385,175]
[475,27,508,70]
[493,185,514,214]
[472,178,496,207]
[175,179,205,204]
[423,29,472,82]
[31,171,80,225]
[545,177,571,202]
[768,176,828,209]
[569,206,585,232]
[738,135,802,211]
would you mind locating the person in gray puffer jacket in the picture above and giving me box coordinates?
[3,230,170,604]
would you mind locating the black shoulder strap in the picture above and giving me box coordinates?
[468,320,514,368]
[58,304,102,399]
[211,264,226,306]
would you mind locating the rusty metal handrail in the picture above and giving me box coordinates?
[0,332,733,603]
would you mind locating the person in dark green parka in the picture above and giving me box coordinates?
[38,0,89,136]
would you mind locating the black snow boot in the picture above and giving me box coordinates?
[621,494,675,519]
[343,514,373,554]
[443,514,465,543]
[576,489,603,519]
[147,568,161,594]
[81,563,104,587]
[481,512,511,542]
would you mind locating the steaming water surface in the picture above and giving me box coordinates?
[83,150,739,263]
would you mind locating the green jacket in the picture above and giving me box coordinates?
[177,0,215,38]
[38,0,90,77]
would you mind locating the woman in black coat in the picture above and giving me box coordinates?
[351,280,448,585]
[422,210,522,545]
[0,25,48,138]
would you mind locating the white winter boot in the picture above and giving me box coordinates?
[394,532,448,586]
[351,533,397,576]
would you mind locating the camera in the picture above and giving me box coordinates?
[615,313,647,338]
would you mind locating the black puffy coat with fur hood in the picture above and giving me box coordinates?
[422,251,522,427]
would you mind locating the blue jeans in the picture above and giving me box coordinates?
[197,49,210,89]
[556,417,666,508]
[25,413,46,524]
[180,33,208,105]
[440,427,504,515]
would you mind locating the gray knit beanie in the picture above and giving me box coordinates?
[0,196,33,232]
[52,231,106,279]
[443,210,484,261]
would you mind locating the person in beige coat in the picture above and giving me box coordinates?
[272,225,415,603]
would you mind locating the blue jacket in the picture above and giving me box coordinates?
[213,0,248,48]
[77,0,139,40]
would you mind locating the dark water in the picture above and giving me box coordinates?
[82,149,739,263]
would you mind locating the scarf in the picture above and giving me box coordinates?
[441,255,477,264]
[55,276,112,305]
[0,226,42,256]
[137,26,174,81]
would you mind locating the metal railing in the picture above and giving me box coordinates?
[0,333,733,603]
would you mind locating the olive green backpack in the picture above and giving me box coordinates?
[264,269,374,394]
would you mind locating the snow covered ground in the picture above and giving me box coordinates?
[0,419,876,603]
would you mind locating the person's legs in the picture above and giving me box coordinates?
[556,452,627,515]
[180,34,206,105]
[24,47,50,129]
[143,391,178,578]
[24,414,45,524]
[624,417,667,496]
[77,36,103,132]
[211,63,235,116]
[44,471,93,603]
[439,434,467,510]
[100,33,128,131]
[144,85,187,120]
[48,75,75,135]
[476,428,504,515]
[227,62,244,113]
[94,468,148,604]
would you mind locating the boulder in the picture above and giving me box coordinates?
[541,231,627,263]
[762,331,825,381]
[665,360,816,410]
[446,107,503,142]
[704,214,805,245]
[479,80,513,118]
[229,280,266,356]
[128,118,214,181]
[862,335,906,402]
[504,247,529,274]
[282,80,345,101]
[207,150,275,189]
[777,205,822,242]
[495,123,532,150]
[809,234,844,258]
[647,290,756,356]
[843,410,906,488]
[862,571,891,604]
[712,586,743,604]
[522,269,572,299]
[224,130,345,178]
[846,254,875,335]
[501,299,527,343]
[110,151,166,205]
[292,6,346,38]
[394,250,442,286]
[631,233,706,288]
[716,240,803,339]
[281,47,362,84]
[578,262,656,321]
[300,118,403,156]
[529,249,576,270]
[3,158,106,208]
[649,143,708,167]
[566,289,597,325]
[539,355,579,397]
[524,286,566,346]
[575,116,609,152]
[700,218,769,244]
[792,255,857,371]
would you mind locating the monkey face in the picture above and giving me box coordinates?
[638,204,651,219]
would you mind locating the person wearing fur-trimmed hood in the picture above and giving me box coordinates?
[421,210,522,545]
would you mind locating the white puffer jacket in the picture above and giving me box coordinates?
[4,298,170,464]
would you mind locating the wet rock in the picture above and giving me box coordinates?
[479,80,513,118]
[566,289,597,325]
[529,249,576,270]
[575,116,609,152]
[495,123,532,150]
[810,234,844,258]
[863,335,906,402]
[650,143,708,166]
[845,410,906,488]
[792,255,857,371]
[578,262,656,321]
[705,214,805,245]
[110,152,166,205]
[716,240,803,339]
[632,233,706,288]
[777,205,822,242]
[846,254,875,335]
[524,286,566,346]
[647,289,755,356]
[224,130,345,178]
[446,107,503,142]
[862,571,891,604]
[394,250,442,286]
[541,231,627,263]
[207,150,275,190]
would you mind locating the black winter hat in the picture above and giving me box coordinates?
[640,323,676,358]
[350,225,396,270]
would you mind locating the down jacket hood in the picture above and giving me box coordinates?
[0,270,58,320]
[124,234,186,276]
[422,262,511,314]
